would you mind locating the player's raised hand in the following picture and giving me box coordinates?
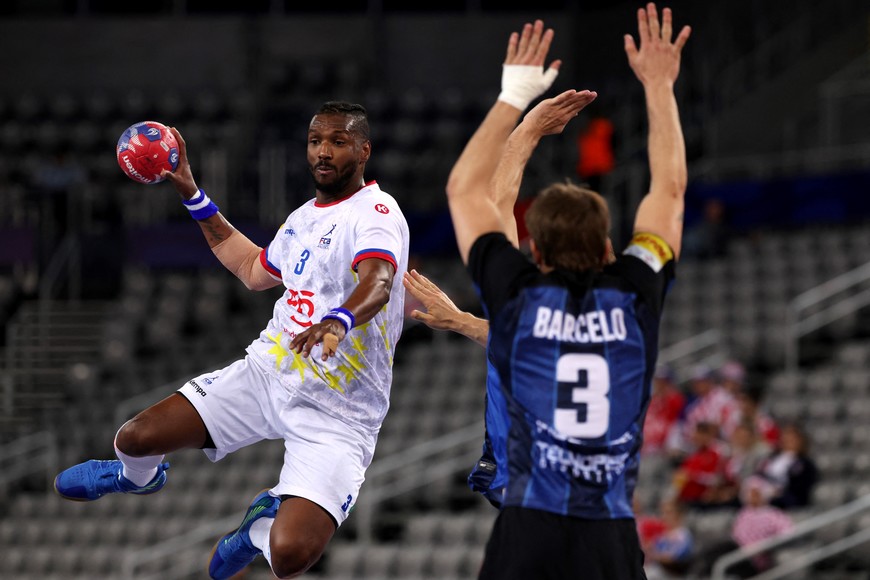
[521,89,598,138]
[160,127,199,199]
[624,3,691,87]
[402,270,465,331]
[498,20,562,111]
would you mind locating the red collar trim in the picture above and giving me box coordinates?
[314,180,377,207]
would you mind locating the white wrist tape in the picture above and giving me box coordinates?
[497,64,560,111]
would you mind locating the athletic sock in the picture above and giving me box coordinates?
[114,437,164,488]
[249,516,275,567]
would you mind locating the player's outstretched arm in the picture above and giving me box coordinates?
[402,270,489,347]
[448,89,598,264]
[625,3,691,259]
[494,89,598,224]
[290,258,396,360]
[161,127,280,291]
[446,20,561,257]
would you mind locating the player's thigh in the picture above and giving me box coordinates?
[117,392,210,454]
[271,396,377,528]
[176,356,284,461]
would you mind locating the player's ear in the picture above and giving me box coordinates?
[360,140,372,164]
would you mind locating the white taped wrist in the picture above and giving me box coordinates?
[497,64,560,111]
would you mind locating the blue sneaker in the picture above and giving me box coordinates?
[54,459,170,501]
[209,489,281,580]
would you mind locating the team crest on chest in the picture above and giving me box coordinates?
[318,223,337,249]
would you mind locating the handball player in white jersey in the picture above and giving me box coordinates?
[54,101,410,579]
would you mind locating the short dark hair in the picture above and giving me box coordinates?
[524,182,610,271]
[315,101,370,140]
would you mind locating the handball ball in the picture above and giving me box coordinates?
[116,121,179,184]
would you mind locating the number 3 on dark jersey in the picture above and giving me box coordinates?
[555,353,611,438]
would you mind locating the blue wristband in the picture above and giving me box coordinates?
[182,189,220,221]
[322,307,355,333]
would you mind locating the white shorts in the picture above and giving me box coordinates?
[177,355,377,526]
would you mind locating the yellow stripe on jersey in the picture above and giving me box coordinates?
[624,232,674,273]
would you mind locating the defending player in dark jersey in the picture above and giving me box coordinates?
[441,4,691,578]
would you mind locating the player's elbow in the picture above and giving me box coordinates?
[446,170,474,200]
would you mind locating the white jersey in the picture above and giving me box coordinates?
[246,181,409,431]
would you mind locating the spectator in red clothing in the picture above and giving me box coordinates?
[672,421,725,507]
[670,365,738,458]
[575,114,614,193]
[642,365,686,457]
[643,499,694,579]
[635,495,668,551]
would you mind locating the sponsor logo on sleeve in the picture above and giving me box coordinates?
[624,232,674,272]
[374,204,389,214]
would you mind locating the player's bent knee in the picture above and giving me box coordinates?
[269,535,325,579]
[115,417,161,457]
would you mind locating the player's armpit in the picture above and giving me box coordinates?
[211,231,281,291]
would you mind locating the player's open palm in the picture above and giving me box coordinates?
[624,3,691,87]
[524,89,598,137]
[403,270,464,331]
[161,127,199,199]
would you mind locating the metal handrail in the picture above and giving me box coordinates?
[711,493,870,580]
[122,512,240,579]
[355,421,484,542]
[785,260,870,370]
[113,359,236,428]
[0,430,58,489]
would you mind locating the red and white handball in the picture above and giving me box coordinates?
[116,121,179,184]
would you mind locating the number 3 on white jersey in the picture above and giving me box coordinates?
[554,353,610,438]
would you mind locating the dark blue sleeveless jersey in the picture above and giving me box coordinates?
[467,231,675,520]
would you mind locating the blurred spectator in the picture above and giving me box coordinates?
[733,386,780,446]
[669,364,738,457]
[643,499,694,579]
[672,421,725,507]
[757,423,818,509]
[710,419,772,507]
[718,359,746,396]
[635,495,668,552]
[681,198,731,259]
[692,476,794,578]
[574,114,614,193]
[642,365,686,457]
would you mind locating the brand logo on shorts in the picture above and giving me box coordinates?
[203,376,219,385]
[188,379,208,397]
[340,494,353,513]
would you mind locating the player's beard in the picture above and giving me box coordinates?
[309,161,358,196]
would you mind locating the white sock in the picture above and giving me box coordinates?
[249,516,275,567]
[114,438,164,487]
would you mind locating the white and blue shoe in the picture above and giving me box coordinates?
[54,459,169,501]
[209,489,281,579]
